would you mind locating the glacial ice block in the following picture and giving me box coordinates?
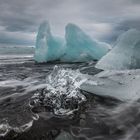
[96,29,140,70]
[34,21,65,62]
[61,23,110,62]
[81,70,140,101]
[34,21,110,63]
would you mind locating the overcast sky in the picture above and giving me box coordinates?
[0,0,140,46]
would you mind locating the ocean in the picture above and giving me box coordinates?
[0,52,140,140]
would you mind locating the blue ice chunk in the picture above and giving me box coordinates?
[34,21,110,63]
[61,23,110,62]
[34,21,65,62]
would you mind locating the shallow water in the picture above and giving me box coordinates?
[0,55,140,140]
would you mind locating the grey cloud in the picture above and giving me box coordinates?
[0,0,140,45]
[100,18,140,44]
[129,0,140,4]
[118,19,140,30]
[0,30,35,45]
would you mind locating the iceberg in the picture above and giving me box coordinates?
[96,29,140,70]
[34,21,110,63]
[61,23,110,62]
[34,21,65,62]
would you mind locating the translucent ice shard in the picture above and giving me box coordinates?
[34,21,65,62]
[81,69,140,101]
[96,29,140,70]
[61,23,110,62]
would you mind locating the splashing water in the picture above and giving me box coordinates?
[30,66,87,117]
[0,119,33,137]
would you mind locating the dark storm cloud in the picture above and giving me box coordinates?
[102,18,140,44]
[0,0,41,32]
[0,0,66,32]
[118,19,140,30]
[130,0,140,4]
[0,30,35,45]
[0,0,140,46]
